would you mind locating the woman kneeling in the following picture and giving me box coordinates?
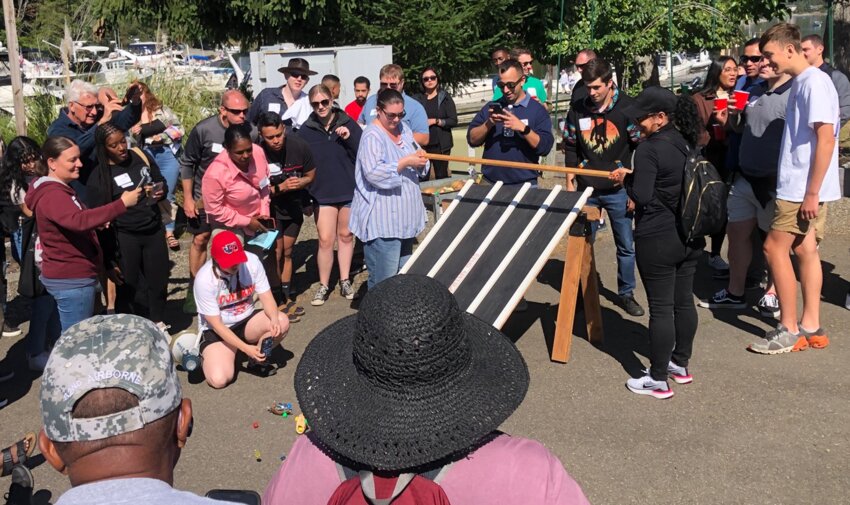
[194,230,289,388]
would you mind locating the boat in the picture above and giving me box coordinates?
[658,51,711,85]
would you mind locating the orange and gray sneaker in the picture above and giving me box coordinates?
[749,324,806,354]
[798,325,829,349]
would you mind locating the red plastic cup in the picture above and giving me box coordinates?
[712,123,726,141]
[734,90,750,110]
[714,98,728,111]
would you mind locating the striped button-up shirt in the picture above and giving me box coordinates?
[349,123,428,242]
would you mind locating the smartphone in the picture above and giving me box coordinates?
[205,490,261,505]
[489,102,504,116]
[258,218,276,230]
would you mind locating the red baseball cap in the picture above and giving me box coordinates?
[210,231,248,270]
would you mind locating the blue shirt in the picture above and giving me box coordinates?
[349,123,428,242]
[727,76,767,172]
[357,92,430,136]
[466,94,554,184]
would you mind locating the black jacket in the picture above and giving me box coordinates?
[412,89,458,152]
[296,109,362,205]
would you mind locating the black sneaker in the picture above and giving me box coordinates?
[620,295,645,316]
[4,464,33,505]
[697,288,746,309]
[1,322,21,338]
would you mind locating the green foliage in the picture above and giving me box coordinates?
[0,94,61,145]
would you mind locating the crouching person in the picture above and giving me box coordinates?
[194,230,289,388]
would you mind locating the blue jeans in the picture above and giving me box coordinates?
[586,188,636,297]
[46,284,97,332]
[11,227,22,264]
[146,145,180,233]
[364,237,414,290]
[26,294,61,356]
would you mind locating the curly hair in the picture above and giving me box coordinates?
[672,94,701,147]
[91,122,126,207]
[0,136,44,202]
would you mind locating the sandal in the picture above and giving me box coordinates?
[166,233,180,251]
[280,301,305,317]
[2,432,35,477]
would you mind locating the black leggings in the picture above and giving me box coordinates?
[115,227,169,322]
[635,232,702,381]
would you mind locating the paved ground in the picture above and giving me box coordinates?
[1,175,849,504]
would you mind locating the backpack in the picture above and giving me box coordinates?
[655,138,728,243]
[327,464,452,505]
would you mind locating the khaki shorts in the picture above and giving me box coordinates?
[770,199,828,241]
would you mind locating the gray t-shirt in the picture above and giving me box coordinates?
[738,79,792,179]
[55,478,240,505]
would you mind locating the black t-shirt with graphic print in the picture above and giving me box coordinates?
[261,132,315,215]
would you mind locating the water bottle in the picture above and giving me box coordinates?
[182,352,201,372]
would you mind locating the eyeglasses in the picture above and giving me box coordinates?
[496,78,524,90]
[289,73,309,81]
[422,75,438,82]
[224,106,249,116]
[740,56,763,64]
[73,101,99,112]
[380,110,406,120]
[380,81,401,90]
[310,99,331,108]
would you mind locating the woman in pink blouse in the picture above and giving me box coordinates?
[202,123,271,238]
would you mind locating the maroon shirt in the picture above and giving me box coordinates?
[25,177,126,280]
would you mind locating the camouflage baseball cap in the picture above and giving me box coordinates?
[40,314,183,442]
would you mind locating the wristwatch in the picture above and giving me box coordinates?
[521,124,531,135]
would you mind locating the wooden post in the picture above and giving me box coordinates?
[2,0,27,134]
[551,206,604,363]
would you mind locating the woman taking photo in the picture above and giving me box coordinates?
[296,85,361,305]
[25,136,142,331]
[256,112,315,316]
[194,230,289,388]
[87,122,169,331]
[202,123,272,238]
[611,87,704,399]
[692,56,737,272]
[130,81,184,250]
[0,136,59,370]
[413,67,458,180]
[350,89,429,290]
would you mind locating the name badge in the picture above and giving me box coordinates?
[579,118,592,131]
[259,177,270,189]
[269,163,282,176]
[521,119,529,126]
[211,143,223,153]
[113,173,133,188]
[268,103,281,113]
[369,108,377,116]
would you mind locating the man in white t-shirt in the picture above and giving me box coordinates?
[194,230,289,387]
[749,23,840,355]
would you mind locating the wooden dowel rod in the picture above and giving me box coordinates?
[423,153,612,178]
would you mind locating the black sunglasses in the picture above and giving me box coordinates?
[381,110,406,120]
[289,72,309,80]
[740,56,762,64]
[422,75,438,82]
[223,106,249,115]
[496,78,524,90]
[310,99,331,108]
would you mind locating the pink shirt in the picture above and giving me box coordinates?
[202,146,271,233]
[263,434,590,504]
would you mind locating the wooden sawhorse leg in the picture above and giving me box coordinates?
[551,208,605,363]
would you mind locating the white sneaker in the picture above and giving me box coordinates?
[28,352,50,372]
[707,254,729,271]
[626,374,674,399]
[757,292,780,318]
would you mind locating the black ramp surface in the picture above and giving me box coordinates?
[450,188,552,310]
[432,184,524,287]
[471,190,580,325]
[404,184,494,276]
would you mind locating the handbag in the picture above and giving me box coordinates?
[18,215,45,298]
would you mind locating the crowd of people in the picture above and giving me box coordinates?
[0,19,848,503]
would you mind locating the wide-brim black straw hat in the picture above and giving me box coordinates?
[295,274,529,471]
[276,57,317,76]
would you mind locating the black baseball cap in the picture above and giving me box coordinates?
[620,86,678,120]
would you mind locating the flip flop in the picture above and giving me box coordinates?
[280,301,305,317]
[1,432,35,477]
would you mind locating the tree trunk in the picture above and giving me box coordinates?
[830,0,849,75]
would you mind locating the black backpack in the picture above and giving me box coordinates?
[656,139,728,243]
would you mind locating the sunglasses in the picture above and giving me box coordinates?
[381,110,406,120]
[740,56,763,64]
[496,78,524,90]
[224,106,249,115]
[576,63,588,70]
[310,99,331,108]
[380,81,401,89]
[520,60,534,67]
[422,75,438,82]
[289,73,309,81]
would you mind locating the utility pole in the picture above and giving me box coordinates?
[668,0,674,89]
[2,0,27,134]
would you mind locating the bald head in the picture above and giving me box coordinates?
[219,90,250,126]
[576,49,597,67]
